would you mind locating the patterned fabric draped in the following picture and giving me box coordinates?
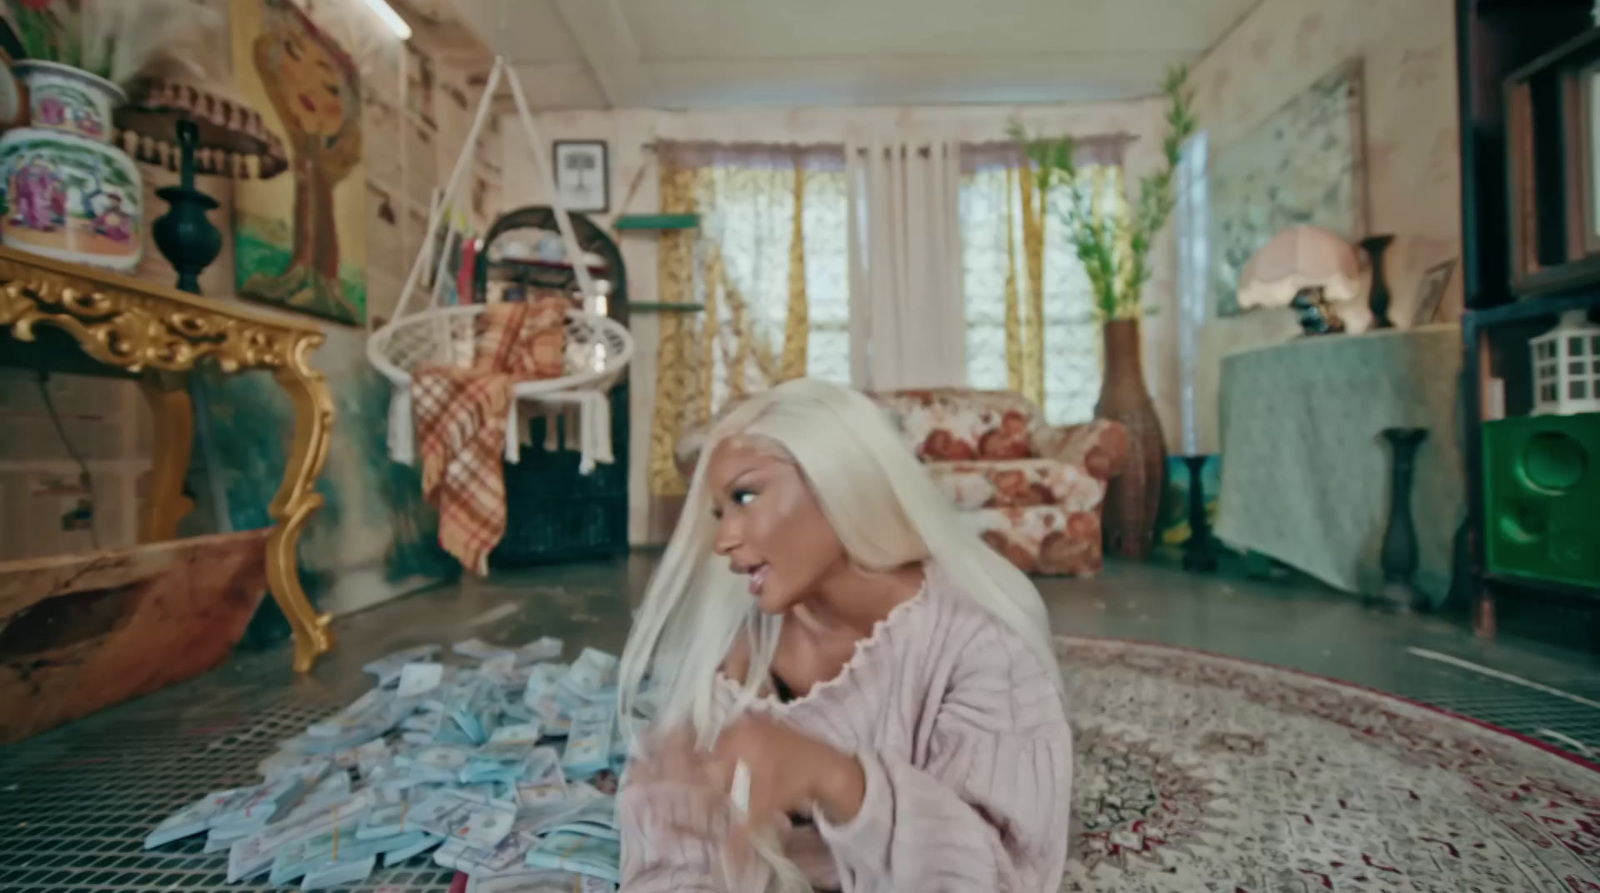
[647,142,850,497]
[960,139,1130,426]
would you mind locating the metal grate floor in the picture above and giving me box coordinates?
[5,557,1600,891]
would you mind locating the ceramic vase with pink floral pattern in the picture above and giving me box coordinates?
[0,60,142,271]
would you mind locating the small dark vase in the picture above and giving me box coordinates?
[1379,427,1428,610]
[1360,234,1396,331]
[151,120,222,295]
[1096,319,1166,559]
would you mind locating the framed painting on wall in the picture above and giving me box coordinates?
[231,0,368,326]
[553,141,609,213]
[1208,59,1368,317]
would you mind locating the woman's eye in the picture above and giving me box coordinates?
[732,489,757,506]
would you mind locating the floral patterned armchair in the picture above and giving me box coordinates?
[676,388,1129,576]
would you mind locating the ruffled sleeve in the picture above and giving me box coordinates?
[813,630,1073,892]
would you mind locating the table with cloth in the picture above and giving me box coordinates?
[1215,324,1465,607]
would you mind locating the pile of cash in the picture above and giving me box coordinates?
[146,638,647,892]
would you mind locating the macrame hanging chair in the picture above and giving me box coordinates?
[366,57,633,470]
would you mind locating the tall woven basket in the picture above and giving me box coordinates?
[1096,319,1167,558]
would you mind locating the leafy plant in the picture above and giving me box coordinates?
[1009,65,1197,320]
[3,0,218,86]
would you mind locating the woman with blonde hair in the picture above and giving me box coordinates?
[617,378,1072,893]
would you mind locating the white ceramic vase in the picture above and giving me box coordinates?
[0,60,143,272]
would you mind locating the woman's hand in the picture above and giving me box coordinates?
[707,715,867,829]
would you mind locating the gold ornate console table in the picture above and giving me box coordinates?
[0,246,336,672]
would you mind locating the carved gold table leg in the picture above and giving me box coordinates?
[137,372,195,543]
[267,339,336,673]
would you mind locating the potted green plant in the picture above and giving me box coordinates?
[1010,66,1196,558]
[0,0,217,271]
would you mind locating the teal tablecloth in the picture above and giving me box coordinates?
[1215,324,1465,605]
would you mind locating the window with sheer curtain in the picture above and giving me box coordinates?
[647,143,851,497]
[959,145,1127,425]
[675,145,851,408]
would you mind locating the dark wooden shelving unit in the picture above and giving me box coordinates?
[1457,0,1600,644]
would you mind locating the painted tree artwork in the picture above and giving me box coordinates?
[231,0,367,325]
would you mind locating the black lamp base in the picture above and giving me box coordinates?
[1180,454,1218,572]
[153,185,221,296]
[150,119,222,296]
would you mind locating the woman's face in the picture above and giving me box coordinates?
[706,436,846,615]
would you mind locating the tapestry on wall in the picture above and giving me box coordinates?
[1208,60,1367,317]
[231,0,367,325]
[188,325,455,639]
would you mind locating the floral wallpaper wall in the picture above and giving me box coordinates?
[1188,0,1462,452]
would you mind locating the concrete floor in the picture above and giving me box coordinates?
[5,554,1600,892]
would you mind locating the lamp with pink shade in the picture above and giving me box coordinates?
[1237,224,1362,335]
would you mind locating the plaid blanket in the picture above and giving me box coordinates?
[414,299,567,574]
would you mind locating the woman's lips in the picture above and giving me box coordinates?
[747,564,769,596]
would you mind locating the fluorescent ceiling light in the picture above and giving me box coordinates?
[359,0,412,40]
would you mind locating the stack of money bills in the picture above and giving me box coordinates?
[145,634,637,890]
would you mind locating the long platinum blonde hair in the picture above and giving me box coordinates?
[619,378,1056,733]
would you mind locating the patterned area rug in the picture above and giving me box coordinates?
[1059,637,1600,892]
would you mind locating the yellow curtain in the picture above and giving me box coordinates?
[1014,161,1048,408]
[647,146,828,497]
[780,159,810,381]
[647,156,703,498]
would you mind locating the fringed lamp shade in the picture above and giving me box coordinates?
[1236,225,1362,310]
[112,75,287,294]
[114,78,288,180]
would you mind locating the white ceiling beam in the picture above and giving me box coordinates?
[551,0,652,108]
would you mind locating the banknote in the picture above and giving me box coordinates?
[383,832,442,866]
[479,722,544,759]
[523,831,621,883]
[511,797,586,837]
[397,662,445,698]
[363,644,441,685]
[561,705,615,779]
[267,814,369,885]
[481,654,524,689]
[561,649,619,695]
[299,854,375,891]
[209,775,308,839]
[257,751,333,784]
[147,775,304,850]
[514,781,567,813]
[409,745,472,781]
[523,664,566,707]
[451,802,516,850]
[515,637,563,665]
[356,803,413,840]
[458,759,524,786]
[501,699,537,724]
[437,829,536,876]
[527,690,574,737]
[468,870,599,893]
[520,747,563,786]
[405,790,479,838]
[352,739,393,780]
[454,638,516,662]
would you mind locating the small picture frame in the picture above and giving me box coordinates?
[552,141,609,214]
[1410,258,1456,326]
